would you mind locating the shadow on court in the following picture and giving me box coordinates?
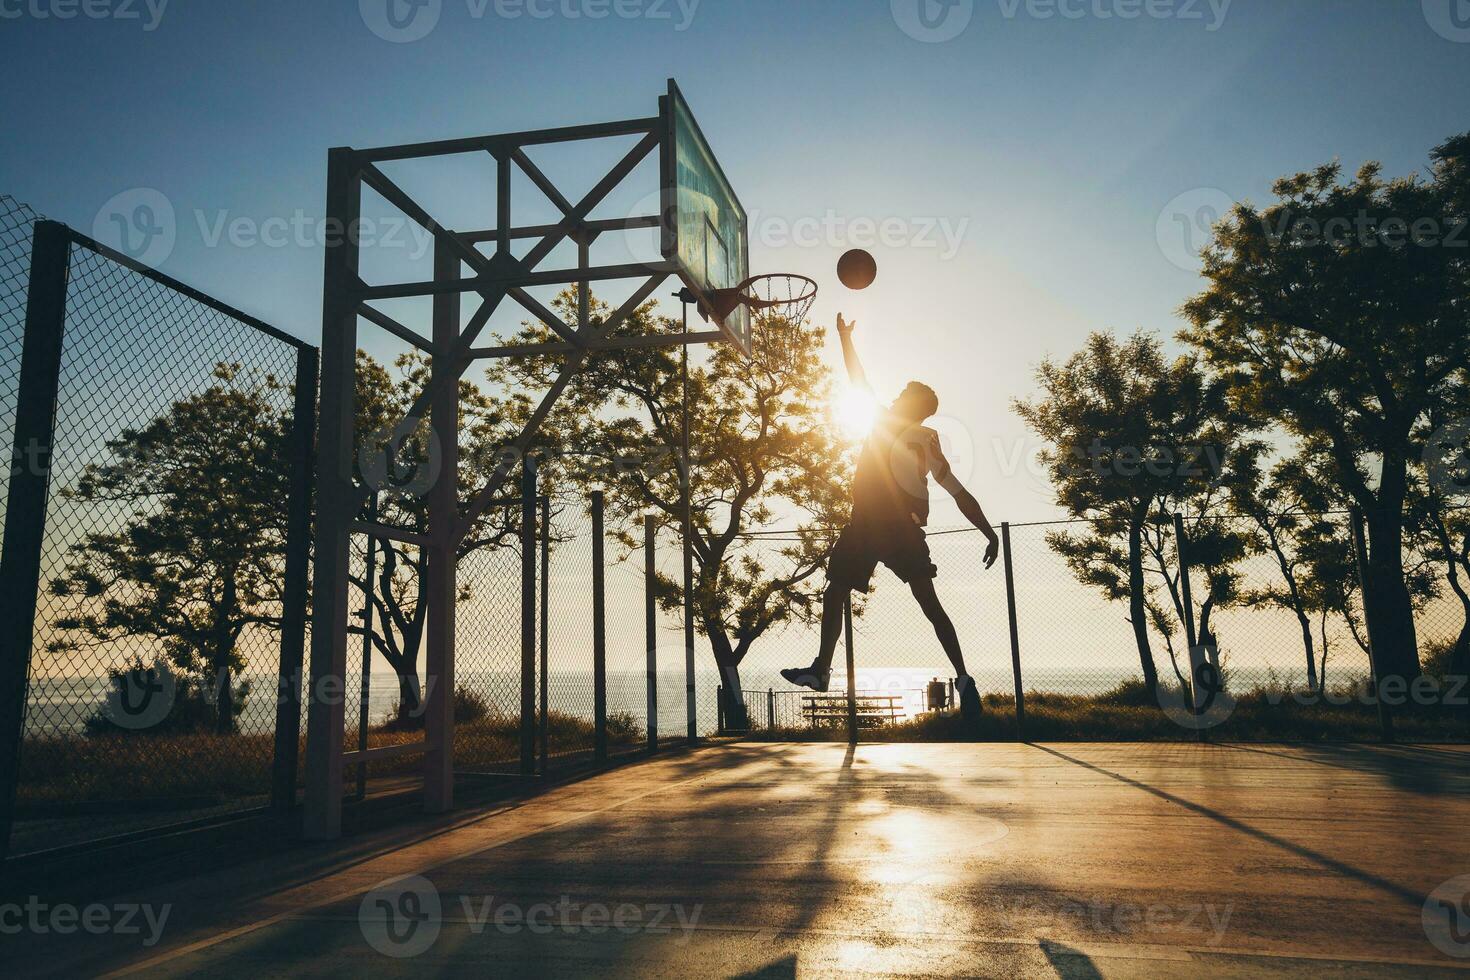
[8,742,1470,977]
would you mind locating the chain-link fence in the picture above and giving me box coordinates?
[0,206,315,858]
[332,485,696,804]
[718,514,1468,742]
[0,196,40,562]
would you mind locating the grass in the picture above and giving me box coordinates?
[18,676,1463,811]
[16,707,644,810]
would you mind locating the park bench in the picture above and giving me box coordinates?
[801,694,902,729]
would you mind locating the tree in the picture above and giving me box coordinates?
[493,291,851,726]
[1181,134,1470,682]
[1413,371,1470,677]
[1227,444,1345,691]
[1295,515,1369,690]
[351,351,527,728]
[47,364,295,733]
[1015,331,1246,696]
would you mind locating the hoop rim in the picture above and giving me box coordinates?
[707,273,818,321]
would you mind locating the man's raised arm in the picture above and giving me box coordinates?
[836,313,871,392]
[928,435,1001,569]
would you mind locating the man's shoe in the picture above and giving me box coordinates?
[781,666,831,693]
[957,676,983,725]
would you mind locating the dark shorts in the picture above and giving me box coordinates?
[827,518,937,593]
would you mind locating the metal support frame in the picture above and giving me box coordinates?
[303,97,737,839]
[423,238,460,811]
[304,148,364,840]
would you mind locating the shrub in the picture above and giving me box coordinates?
[454,685,493,724]
[83,657,251,737]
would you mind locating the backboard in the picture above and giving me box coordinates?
[661,79,751,353]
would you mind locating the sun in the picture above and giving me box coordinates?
[834,387,879,439]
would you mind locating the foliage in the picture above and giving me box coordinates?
[47,363,296,733]
[1014,331,1249,693]
[491,290,852,713]
[1180,134,1470,679]
[351,351,529,725]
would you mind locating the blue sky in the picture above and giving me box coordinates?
[3,0,1468,524]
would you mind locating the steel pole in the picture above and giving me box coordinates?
[645,513,658,752]
[681,299,696,741]
[1001,523,1025,741]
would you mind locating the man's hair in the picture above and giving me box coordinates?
[901,381,939,419]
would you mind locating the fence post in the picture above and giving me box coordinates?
[592,491,607,762]
[272,344,318,814]
[645,513,657,753]
[767,689,775,731]
[539,495,549,775]
[520,457,538,774]
[1173,514,1207,743]
[716,685,724,733]
[1001,523,1025,742]
[1349,507,1395,743]
[0,220,70,861]
[844,596,858,744]
[353,494,376,802]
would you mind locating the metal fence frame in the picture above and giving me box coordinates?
[0,218,316,861]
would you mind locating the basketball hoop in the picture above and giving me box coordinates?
[707,274,818,329]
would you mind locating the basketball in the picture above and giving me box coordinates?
[837,248,877,290]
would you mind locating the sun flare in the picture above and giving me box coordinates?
[834,387,879,440]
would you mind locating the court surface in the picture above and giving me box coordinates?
[17,742,1470,977]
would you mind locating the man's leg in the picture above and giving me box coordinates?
[909,576,966,677]
[781,581,848,691]
[910,577,981,721]
[812,582,848,674]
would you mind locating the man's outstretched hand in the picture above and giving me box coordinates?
[983,533,1000,570]
[837,313,855,336]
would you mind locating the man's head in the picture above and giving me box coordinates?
[892,381,939,421]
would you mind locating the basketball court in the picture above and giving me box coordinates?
[10,741,1469,977]
[6,75,1469,980]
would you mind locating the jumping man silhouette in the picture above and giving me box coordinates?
[781,314,1000,724]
